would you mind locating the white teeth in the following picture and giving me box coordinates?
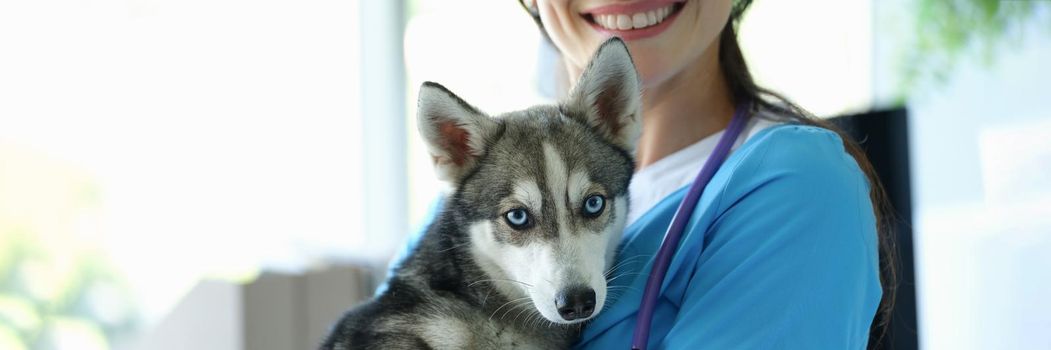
[593,4,675,31]
[632,13,647,28]
[616,14,632,30]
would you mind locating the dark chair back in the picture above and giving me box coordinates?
[830,108,918,350]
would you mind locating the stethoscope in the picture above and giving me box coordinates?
[630,101,751,350]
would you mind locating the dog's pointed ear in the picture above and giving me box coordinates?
[564,37,642,152]
[417,81,500,183]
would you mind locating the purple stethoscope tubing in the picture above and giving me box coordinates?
[630,102,751,350]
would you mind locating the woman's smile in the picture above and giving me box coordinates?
[580,0,687,41]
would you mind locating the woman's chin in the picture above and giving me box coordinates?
[630,58,678,89]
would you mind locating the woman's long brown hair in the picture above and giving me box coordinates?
[518,0,898,347]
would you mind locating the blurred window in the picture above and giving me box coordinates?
[0,0,366,347]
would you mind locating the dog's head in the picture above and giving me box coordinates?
[417,38,640,325]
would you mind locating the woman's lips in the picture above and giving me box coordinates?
[581,1,686,41]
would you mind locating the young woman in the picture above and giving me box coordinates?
[393,0,895,348]
[521,0,896,348]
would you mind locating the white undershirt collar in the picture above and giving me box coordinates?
[625,115,779,227]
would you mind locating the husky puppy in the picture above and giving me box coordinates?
[321,38,641,350]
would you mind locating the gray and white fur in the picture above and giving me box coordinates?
[321,37,641,350]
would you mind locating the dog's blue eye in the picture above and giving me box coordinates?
[505,208,531,229]
[583,194,605,218]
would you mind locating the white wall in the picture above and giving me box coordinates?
[875,6,1051,349]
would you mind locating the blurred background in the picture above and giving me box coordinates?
[1,0,1048,349]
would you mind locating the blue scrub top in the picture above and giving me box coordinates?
[386,124,882,349]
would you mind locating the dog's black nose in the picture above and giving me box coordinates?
[555,286,596,321]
